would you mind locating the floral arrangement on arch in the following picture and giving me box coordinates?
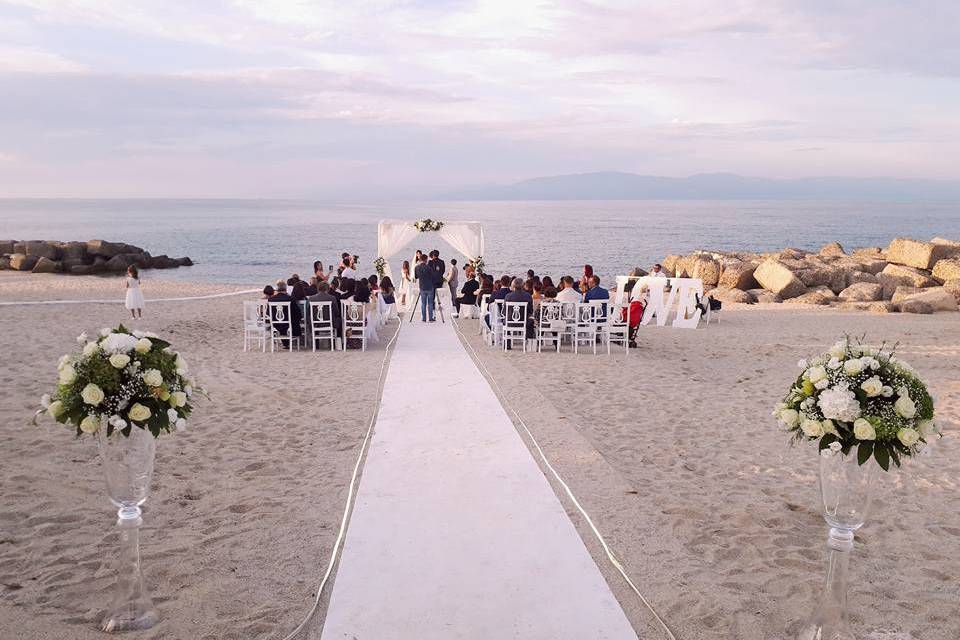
[469,255,485,275]
[773,336,938,470]
[413,219,444,232]
[373,256,387,277]
[35,325,203,437]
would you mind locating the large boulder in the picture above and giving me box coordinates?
[25,241,60,260]
[176,256,193,267]
[886,237,960,270]
[60,241,88,259]
[819,241,846,257]
[105,254,131,271]
[796,266,835,288]
[9,253,38,271]
[717,262,758,290]
[124,253,151,268]
[710,287,755,304]
[660,255,682,277]
[754,259,808,299]
[0,257,10,270]
[87,239,127,258]
[747,288,782,304]
[845,270,879,286]
[70,264,97,275]
[853,247,884,258]
[785,290,832,305]
[899,299,934,314]
[932,258,960,283]
[31,256,61,273]
[838,282,883,302]
[942,280,960,304]
[0,240,15,255]
[878,264,938,298]
[61,257,87,271]
[896,288,958,312]
[677,255,721,285]
[835,301,895,313]
[150,255,179,269]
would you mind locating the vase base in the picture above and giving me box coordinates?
[796,622,854,640]
[101,608,158,633]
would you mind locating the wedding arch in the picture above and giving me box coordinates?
[376,219,485,278]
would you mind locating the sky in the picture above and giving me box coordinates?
[0,0,958,198]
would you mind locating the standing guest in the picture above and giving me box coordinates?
[453,270,479,316]
[526,269,536,280]
[447,258,459,302]
[399,260,413,309]
[583,275,609,302]
[124,265,145,320]
[556,275,583,303]
[414,254,437,322]
[650,263,667,278]
[578,264,594,294]
[313,261,331,282]
[428,250,445,290]
[342,257,358,280]
[308,281,342,334]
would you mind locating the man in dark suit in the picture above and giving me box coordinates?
[307,281,341,334]
[428,249,445,289]
[503,277,535,347]
[267,282,300,349]
[485,275,512,329]
[453,272,480,316]
[414,254,436,322]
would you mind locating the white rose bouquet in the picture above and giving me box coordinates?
[373,256,387,277]
[413,218,444,232]
[774,336,938,470]
[34,325,203,437]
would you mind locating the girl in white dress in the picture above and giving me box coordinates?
[125,265,145,319]
[399,260,412,309]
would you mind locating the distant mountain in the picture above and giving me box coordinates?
[442,172,960,201]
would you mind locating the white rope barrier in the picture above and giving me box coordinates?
[452,318,678,640]
[280,319,403,640]
[0,288,260,306]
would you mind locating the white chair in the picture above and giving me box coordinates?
[537,301,563,353]
[478,294,492,336]
[573,303,597,354]
[460,300,476,319]
[703,294,721,325]
[559,301,578,350]
[602,303,630,355]
[486,299,504,346]
[308,301,336,351]
[502,301,528,352]
[267,301,299,352]
[376,294,395,328]
[242,301,268,352]
[342,301,367,351]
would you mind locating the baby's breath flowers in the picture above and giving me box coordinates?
[34,325,204,437]
[774,336,938,470]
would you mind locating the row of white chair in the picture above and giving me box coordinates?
[474,297,630,354]
[243,299,393,353]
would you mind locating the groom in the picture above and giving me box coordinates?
[414,254,436,322]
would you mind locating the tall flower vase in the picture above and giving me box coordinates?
[798,447,877,640]
[96,427,159,633]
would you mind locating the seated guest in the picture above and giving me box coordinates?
[577,264,594,294]
[485,275,513,329]
[291,281,308,304]
[368,274,379,291]
[307,281,342,333]
[262,285,275,299]
[268,282,301,347]
[354,278,371,304]
[526,269,535,280]
[625,284,647,348]
[650,263,667,278]
[304,276,318,297]
[541,275,555,289]
[504,277,535,345]
[523,278,534,294]
[475,274,494,308]
[556,275,582,303]
[340,278,356,301]
[543,286,558,300]
[454,271,480,315]
[583,275,609,302]
[532,281,543,303]
[379,276,396,305]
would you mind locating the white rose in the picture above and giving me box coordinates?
[99,327,113,337]
[76,332,88,344]
[853,418,876,440]
[175,354,188,374]
[109,353,131,369]
[80,383,105,406]
[40,393,51,408]
[881,386,894,398]
[814,379,830,390]
[128,403,151,423]
[821,419,837,435]
[897,428,920,447]
[167,408,179,424]
[860,376,883,397]
[175,418,187,431]
[141,368,163,388]
[918,420,938,437]
[894,395,917,419]
[83,341,99,356]
[827,357,842,370]
[843,358,864,376]
[828,441,842,453]
[801,419,825,438]
[47,400,64,418]
[807,366,827,384]
[169,391,187,408]
[828,342,846,359]
[778,409,800,428]
[80,414,102,434]
[797,359,808,369]
[100,332,138,354]
[108,415,127,429]
[184,385,193,398]
[58,354,70,369]
[58,365,77,385]
[135,338,152,354]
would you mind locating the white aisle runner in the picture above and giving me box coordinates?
[321,321,637,640]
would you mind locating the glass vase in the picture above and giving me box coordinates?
[96,426,159,632]
[797,447,877,640]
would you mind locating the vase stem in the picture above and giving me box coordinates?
[101,505,157,633]
[799,527,854,640]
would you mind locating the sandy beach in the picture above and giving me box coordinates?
[1,272,958,640]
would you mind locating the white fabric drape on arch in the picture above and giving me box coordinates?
[376,220,484,279]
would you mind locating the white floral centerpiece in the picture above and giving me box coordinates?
[469,255,485,275]
[35,325,202,437]
[373,256,387,277]
[774,336,938,470]
[413,218,444,232]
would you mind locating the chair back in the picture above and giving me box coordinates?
[309,301,334,331]
[504,301,528,328]
[488,300,504,328]
[267,301,291,333]
[588,299,609,326]
[539,300,562,325]
[342,301,365,330]
[575,302,594,326]
[243,301,267,327]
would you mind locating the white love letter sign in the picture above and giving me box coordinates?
[616,275,704,329]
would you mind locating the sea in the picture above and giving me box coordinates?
[1,199,958,286]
